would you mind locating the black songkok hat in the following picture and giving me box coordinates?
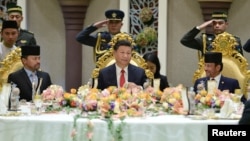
[1,20,18,31]
[21,45,40,56]
[7,2,22,14]
[211,11,227,21]
[204,52,222,64]
[105,9,124,21]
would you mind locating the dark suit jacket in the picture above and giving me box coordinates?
[180,27,243,56]
[243,38,250,52]
[239,100,250,124]
[97,64,147,90]
[7,68,52,102]
[193,75,246,103]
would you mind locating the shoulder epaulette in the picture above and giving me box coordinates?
[20,29,34,35]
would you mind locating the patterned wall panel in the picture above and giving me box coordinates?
[130,0,159,55]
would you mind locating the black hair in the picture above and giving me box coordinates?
[143,51,161,78]
[113,40,133,51]
[215,62,223,72]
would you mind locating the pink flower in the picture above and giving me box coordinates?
[101,89,110,97]
[144,86,154,94]
[41,85,64,101]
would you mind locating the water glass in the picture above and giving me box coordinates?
[33,95,43,115]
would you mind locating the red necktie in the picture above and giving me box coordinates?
[120,69,125,87]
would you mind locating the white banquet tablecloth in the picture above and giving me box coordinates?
[0,113,239,141]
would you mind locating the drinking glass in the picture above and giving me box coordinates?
[33,95,43,115]
[232,89,243,114]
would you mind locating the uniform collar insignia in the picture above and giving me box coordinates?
[20,40,27,43]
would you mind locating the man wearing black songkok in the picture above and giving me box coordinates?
[8,45,52,102]
[193,52,246,103]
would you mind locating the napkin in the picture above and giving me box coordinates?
[0,97,7,114]
[0,84,9,114]
[220,98,234,118]
[0,83,11,108]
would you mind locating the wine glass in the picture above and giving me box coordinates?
[33,95,43,115]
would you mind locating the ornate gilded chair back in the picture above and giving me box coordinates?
[193,32,250,97]
[0,47,22,90]
[91,32,154,88]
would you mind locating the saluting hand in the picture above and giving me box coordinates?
[197,20,213,30]
[93,20,109,28]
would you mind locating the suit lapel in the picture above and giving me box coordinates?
[218,75,225,90]
[127,64,134,82]
[110,64,117,85]
[202,77,209,91]
[21,68,33,89]
[36,71,40,91]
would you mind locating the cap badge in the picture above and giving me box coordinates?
[112,12,117,18]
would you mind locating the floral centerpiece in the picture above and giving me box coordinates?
[41,85,83,112]
[41,83,190,117]
[78,85,152,118]
[41,84,64,103]
[61,88,81,108]
[194,89,230,109]
[159,84,185,114]
[69,84,186,141]
[67,83,188,118]
[193,88,235,117]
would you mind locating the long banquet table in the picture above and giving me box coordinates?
[0,113,239,141]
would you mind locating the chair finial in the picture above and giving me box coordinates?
[109,32,136,49]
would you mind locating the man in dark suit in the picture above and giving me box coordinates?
[239,99,250,124]
[193,52,246,103]
[7,3,37,46]
[180,11,243,56]
[8,45,52,102]
[76,9,124,61]
[97,40,147,90]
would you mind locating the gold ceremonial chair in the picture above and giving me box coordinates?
[0,47,22,106]
[0,47,22,89]
[91,48,154,88]
[193,32,250,98]
[91,32,154,88]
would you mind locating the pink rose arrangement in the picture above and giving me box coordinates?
[41,84,64,102]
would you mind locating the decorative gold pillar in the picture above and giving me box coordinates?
[198,0,233,34]
[58,0,90,91]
